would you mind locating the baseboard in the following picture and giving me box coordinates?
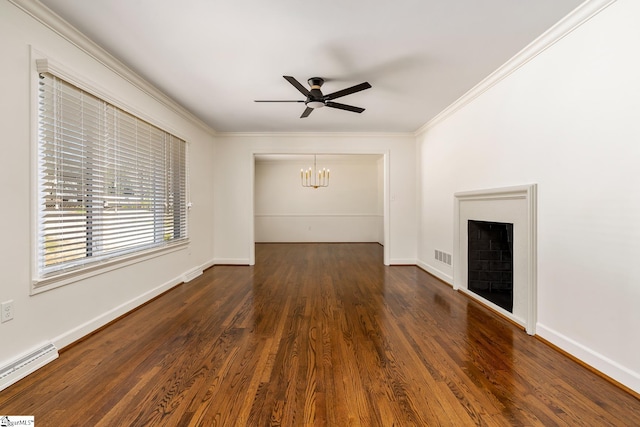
[0,342,58,391]
[389,258,417,265]
[51,273,185,350]
[183,267,203,282]
[212,258,251,265]
[416,260,453,286]
[182,258,217,282]
[200,258,216,272]
[537,323,640,394]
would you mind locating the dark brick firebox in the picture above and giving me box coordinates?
[468,220,513,312]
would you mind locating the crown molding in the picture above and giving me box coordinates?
[414,0,618,137]
[254,154,383,164]
[216,131,414,139]
[9,0,216,137]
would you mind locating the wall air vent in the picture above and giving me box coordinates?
[435,249,452,266]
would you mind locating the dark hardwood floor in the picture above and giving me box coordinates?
[1,243,639,426]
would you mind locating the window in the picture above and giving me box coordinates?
[36,70,187,286]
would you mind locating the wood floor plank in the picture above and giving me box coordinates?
[1,243,639,426]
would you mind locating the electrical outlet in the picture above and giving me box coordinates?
[1,300,14,323]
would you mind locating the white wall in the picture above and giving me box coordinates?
[213,133,416,264]
[416,0,640,392]
[8,0,634,399]
[0,1,215,376]
[255,155,383,243]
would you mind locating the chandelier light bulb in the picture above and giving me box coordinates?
[301,155,329,189]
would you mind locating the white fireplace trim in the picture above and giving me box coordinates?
[454,184,537,335]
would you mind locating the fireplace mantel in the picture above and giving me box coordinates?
[454,184,537,334]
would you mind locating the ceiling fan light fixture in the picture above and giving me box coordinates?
[307,100,325,109]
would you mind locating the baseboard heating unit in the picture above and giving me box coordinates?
[0,342,58,391]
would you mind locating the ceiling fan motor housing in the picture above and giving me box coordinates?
[307,77,325,108]
[307,77,324,88]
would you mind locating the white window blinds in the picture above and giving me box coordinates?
[37,71,187,281]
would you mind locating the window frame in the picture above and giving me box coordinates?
[31,56,189,294]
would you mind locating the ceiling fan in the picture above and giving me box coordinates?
[255,76,372,118]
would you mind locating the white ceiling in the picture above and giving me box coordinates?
[39,0,584,133]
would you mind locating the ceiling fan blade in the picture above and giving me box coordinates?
[300,107,314,118]
[325,101,365,113]
[254,100,305,102]
[283,76,311,97]
[324,82,371,101]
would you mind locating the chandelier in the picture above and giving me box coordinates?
[301,155,329,189]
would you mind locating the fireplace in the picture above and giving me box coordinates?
[454,184,537,334]
[467,220,513,312]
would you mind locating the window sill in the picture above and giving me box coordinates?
[31,240,189,295]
